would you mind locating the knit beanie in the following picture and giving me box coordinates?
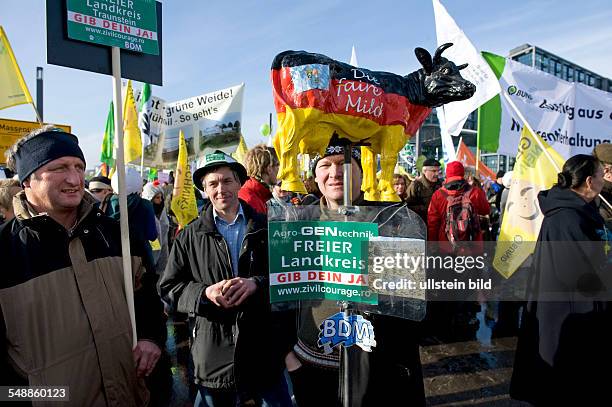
[445,161,465,182]
[310,134,362,174]
[15,130,85,184]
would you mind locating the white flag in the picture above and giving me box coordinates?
[432,0,500,136]
[350,45,359,66]
[436,106,457,163]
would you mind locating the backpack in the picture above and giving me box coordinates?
[441,186,481,248]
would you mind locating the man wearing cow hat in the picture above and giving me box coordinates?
[285,136,426,407]
[159,151,293,406]
[0,126,165,406]
[593,143,612,223]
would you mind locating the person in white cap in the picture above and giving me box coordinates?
[88,175,114,211]
[159,151,293,407]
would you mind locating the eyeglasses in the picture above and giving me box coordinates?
[90,189,106,193]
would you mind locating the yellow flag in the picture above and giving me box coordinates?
[171,131,199,227]
[231,135,248,164]
[123,80,142,163]
[493,127,565,278]
[0,26,33,110]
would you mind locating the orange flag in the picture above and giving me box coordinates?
[455,140,496,186]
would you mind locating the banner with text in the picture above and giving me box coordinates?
[490,57,611,158]
[269,220,379,304]
[66,0,159,55]
[0,119,71,164]
[134,83,244,168]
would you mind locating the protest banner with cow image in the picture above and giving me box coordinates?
[271,44,476,200]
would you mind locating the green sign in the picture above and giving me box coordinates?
[66,0,159,55]
[269,220,379,304]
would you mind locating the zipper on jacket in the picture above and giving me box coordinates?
[219,237,234,280]
[217,236,240,346]
[96,224,111,249]
[239,228,263,277]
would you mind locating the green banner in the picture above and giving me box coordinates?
[66,0,159,55]
[269,220,379,304]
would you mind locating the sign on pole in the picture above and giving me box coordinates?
[46,0,163,85]
[0,118,71,164]
[269,220,379,304]
[133,84,245,167]
[66,0,159,55]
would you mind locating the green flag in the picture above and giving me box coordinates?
[476,51,506,153]
[148,167,158,181]
[100,101,115,168]
[138,83,152,148]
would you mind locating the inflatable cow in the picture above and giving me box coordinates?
[271,43,476,201]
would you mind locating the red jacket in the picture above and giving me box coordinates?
[427,183,490,242]
[238,177,272,214]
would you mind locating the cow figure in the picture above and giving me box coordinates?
[272,43,476,201]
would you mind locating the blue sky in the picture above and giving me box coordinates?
[3,0,612,169]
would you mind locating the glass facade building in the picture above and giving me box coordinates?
[508,44,611,92]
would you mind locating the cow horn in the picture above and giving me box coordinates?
[457,63,468,70]
[414,47,433,74]
[433,42,453,63]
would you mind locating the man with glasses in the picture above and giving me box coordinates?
[406,158,441,221]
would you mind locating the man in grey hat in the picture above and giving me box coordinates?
[594,143,612,222]
[405,158,442,221]
[159,151,292,406]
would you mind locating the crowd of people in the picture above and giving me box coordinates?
[0,125,610,406]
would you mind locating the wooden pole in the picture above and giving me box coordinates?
[112,46,137,348]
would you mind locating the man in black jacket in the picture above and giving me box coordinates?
[159,151,292,407]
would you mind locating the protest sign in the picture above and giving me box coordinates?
[480,53,611,157]
[134,83,244,167]
[0,118,71,164]
[269,220,379,304]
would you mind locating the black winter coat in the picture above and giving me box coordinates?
[0,193,165,405]
[510,186,612,405]
[158,201,292,395]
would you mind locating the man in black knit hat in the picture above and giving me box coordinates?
[0,126,165,406]
[286,136,426,407]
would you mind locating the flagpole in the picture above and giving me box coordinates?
[140,144,145,177]
[601,194,612,211]
[475,110,482,175]
[31,103,43,126]
[502,92,561,173]
[111,46,137,348]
